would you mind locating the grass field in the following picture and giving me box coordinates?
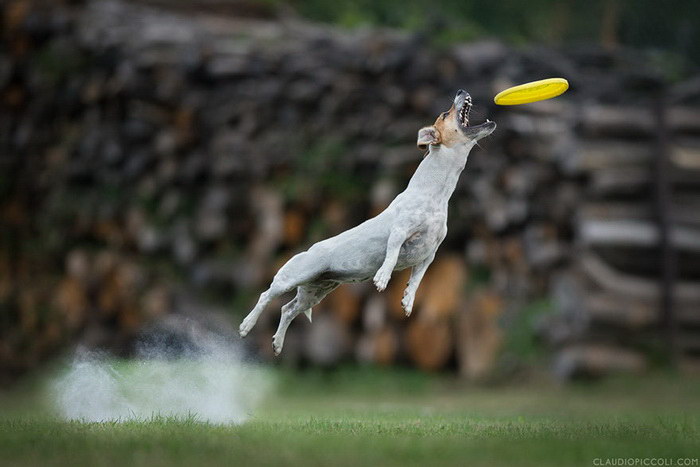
[1,367,699,466]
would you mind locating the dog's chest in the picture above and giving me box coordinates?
[396,215,446,269]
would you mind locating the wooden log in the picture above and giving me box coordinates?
[586,292,700,328]
[579,202,653,223]
[588,167,650,195]
[282,209,305,246]
[41,320,63,349]
[372,326,399,366]
[303,312,350,367]
[669,76,700,103]
[117,300,143,333]
[669,107,700,135]
[95,251,119,278]
[580,105,654,137]
[65,249,92,283]
[580,253,700,302]
[503,113,570,137]
[326,283,361,325]
[537,137,700,182]
[418,255,468,322]
[248,185,283,260]
[553,344,647,379]
[455,291,503,380]
[578,219,700,252]
[4,0,30,34]
[523,223,563,269]
[98,271,121,317]
[586,251,700,296]
[53,277,88,330]
[97,259,145,318]
[362,295,387,332]
[672,138,700,170]
[141,284,171,318]
[589,166,700,195]
[580,199,700,227]
[18,287,38,335]
[552,270,700,331]
[356,326,399,366]
[322,200,349,236]
[370,179,398,216]
[585,292,655,328]
[572,140,654,171]
[406,319,453,371]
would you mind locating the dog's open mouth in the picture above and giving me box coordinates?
[454,90,493,134]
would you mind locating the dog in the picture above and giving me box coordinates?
[239,90,496,354]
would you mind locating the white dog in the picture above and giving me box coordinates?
[239,90,496,354]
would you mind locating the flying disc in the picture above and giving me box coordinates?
[494,78,569,105]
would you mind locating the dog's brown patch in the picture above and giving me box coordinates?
[432,104,465,148]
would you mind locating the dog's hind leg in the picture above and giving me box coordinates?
[401,252,435,317]
[239,251,326,337]
[270,288,305,354]
[239,282,288,338]
[272,282,338,355]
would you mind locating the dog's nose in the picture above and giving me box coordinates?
[454,89,470,107]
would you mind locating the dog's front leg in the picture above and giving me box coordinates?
[373,227,408,291]
[401,252,435,316]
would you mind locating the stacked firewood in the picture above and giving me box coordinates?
[539,103,700,378]
[1,0,699,381]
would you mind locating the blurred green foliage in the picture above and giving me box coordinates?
[501,299,552,365]
[275,137,371,203]
[268,0,700,63]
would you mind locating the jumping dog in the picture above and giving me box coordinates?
[239,90,496,354]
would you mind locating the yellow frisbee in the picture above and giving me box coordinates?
[494,78,569,105]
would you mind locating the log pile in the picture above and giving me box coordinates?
[540,103,700,379]
[1,0,699,381]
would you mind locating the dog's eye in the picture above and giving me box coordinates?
[440,112,448,120]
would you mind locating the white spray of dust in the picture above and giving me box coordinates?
[51,329,272,424]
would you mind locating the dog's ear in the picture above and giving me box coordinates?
[417,126,441,151]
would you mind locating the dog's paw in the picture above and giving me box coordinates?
[272,334,284,356]
[239,316,255,338]
[401,290,415,317]
[373,268,391,292]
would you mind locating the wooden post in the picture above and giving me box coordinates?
[653,91,679,364]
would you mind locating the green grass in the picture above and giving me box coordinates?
[1,367,699,466]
